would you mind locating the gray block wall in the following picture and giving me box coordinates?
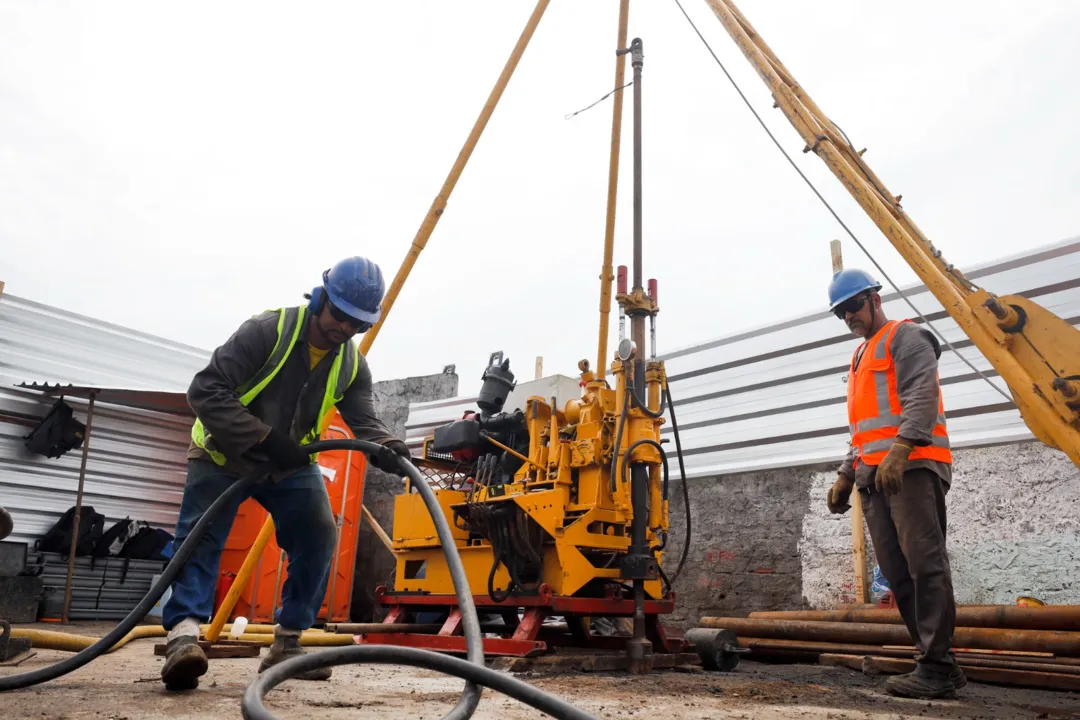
[801,440,1080,610]
[664,439,1080,629]
[664,465,822,627]
[350,371,458,622]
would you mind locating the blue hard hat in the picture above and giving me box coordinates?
[322,256,385,324]
[828,268,882,311]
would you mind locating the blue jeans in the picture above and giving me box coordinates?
[161,459,337,632]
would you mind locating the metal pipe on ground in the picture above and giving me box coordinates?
[951,655,1080,677]
[738,637,918,659]
[737,637,1080,667]
[820,654,1080,692]
[749,606,1080,630]
[699,617,1080,656]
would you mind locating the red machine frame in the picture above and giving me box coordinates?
[356,584,687,658]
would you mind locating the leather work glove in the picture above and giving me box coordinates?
[827,473,855,514]
[875,442,913,497]
[258,427,311,471]
[368,438,411,476]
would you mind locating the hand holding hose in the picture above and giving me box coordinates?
[257,428,311,471]
[367,438,411,475]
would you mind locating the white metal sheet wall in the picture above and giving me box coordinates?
[404,236,1080,479]
[663,236,1080,477]
[0,293,210,547]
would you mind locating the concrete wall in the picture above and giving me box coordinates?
[665,440,1080,628]
[665,464,821,627]
[350,371,458,622]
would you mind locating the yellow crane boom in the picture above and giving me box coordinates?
[704,0,1080,468]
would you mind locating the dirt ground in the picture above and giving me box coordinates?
[3,623,1080,720]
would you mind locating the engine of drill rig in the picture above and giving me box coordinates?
[430,352,530,498]
[391,346,670,603]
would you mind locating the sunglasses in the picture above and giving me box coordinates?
[327,301,372,331]
[832,293,869,320]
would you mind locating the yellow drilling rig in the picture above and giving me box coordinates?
[365,37,689,673]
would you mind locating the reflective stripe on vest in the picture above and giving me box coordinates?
[846,319,951,468]
[191,306,360,466]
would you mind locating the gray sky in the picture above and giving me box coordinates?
[3,1,1078,391]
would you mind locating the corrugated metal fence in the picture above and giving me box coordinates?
[404,236,1080,479]
[0,293,209,549]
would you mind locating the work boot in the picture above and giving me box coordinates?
[884,663,960,699]
[258,625,331,681]
[160,635,208,691]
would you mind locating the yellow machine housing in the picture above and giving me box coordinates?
[391,353,669,603]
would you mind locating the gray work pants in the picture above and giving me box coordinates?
[860,467,958,673]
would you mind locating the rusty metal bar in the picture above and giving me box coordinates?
[737,637,1080,667]
[61,391,96,624]
[855,654,1080,692]
[699,616,1080,656]
[748,606,1080,630]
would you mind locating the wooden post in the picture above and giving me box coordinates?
[361,504,394,555]
[62,390,97,624]
[535,356,543,380]
[830,240,843,275]
[831,240,869,604]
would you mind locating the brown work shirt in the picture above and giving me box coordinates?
[838,321,952,488]
[186,309,399,476]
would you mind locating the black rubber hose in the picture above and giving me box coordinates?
[609,380,632,492]
[0,459,271,692]
[244,645,595,720]
[630,384,667,419]
[241,441,597,720]
[663,385,692,587]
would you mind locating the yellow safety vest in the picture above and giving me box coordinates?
[191,306,359,466]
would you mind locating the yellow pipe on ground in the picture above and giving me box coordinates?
[8,624,334,653]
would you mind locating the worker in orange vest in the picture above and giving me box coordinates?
[826,268,964,699]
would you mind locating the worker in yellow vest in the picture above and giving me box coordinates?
[825,268,964,699]
[161,256,410,691]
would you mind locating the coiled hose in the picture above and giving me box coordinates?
[0,439,596,720]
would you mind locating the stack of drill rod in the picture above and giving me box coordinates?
[698,605,1080,691]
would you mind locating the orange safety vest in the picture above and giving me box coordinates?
[847,319,952,468]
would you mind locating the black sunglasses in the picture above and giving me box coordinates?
[833,293,870,320]
[327,301,372,331]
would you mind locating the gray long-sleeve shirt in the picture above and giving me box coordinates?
[186,309,400,476]
[839,321,952,488]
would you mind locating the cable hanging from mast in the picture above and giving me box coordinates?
[671,0,1013,403]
